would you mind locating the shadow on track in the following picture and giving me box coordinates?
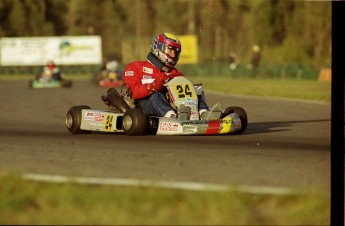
[245,119,330,135]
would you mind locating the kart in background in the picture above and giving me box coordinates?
[96,70,123,88]
[65,76,247,136]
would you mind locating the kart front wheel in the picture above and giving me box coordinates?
[221,106,248,134]
[66,105,92,134]
[122,108,148,136]
[28,80,33,89]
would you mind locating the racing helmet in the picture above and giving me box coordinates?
[106,60,118,71]
[47,60,56,70]
[151,33,181,67]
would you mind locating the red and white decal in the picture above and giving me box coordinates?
[159,122,179,131]
[95,112,105,122]
[143,66,153,74]
[205,120,221,135]
[84,111,94,120]
[125,71,134,76]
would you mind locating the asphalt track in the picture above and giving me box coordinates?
[0,79,330,193]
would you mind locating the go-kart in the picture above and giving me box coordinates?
[29,77,72,89]
[96,70,123,88]
[65,76,248,136]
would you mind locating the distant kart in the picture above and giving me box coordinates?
[65,76,247,136]
[96,70,123,88]
[29,78,72,89]
[98,78,123,88]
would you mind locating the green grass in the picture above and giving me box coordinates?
[0,74,331,102]
[0,174,329,225]
[189,76,331,103]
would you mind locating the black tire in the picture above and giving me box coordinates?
[65,105,92,134]
[221,106,248,134]
[122,108,148,135]
[28,80,33,89]
[62,79,73,88]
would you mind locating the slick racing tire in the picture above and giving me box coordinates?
[122,108,148,136]
[62,79,73,88]
[66,105,92,134]
[221,106,248,134]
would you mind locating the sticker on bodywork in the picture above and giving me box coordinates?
[84,111,94,120]
[159,122,179,131]
[104,114,114,131]
[172,83,196,100]
[219,116,232,134]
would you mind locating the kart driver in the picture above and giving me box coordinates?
[121,32,213,119]
[39,60,62,81]
[101,60,122,81]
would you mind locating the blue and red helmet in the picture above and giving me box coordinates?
[151,33,181,67]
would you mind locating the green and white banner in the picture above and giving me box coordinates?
[0,36,102,66]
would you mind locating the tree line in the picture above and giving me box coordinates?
[0,0,331,69]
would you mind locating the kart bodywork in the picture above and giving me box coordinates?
[66,76,247,136]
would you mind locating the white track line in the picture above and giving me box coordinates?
[22,173,324,196]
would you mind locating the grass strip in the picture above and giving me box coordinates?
[0,173,329,225]
[0,74,331,102]
[189,76,331,103]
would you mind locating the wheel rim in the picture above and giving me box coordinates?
[123,115,133,130]
[66,113,73,128]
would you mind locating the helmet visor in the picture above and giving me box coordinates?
[160,43,180,62]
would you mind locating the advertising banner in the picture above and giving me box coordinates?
[178,35,198,64]
[0,36,102,66]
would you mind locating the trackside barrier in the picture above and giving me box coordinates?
[0,63,319,80]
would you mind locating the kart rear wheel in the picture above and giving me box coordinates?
[66,105,92,134]
[221,106,248,134]
[62,79,73,88]
[122,108,148,136]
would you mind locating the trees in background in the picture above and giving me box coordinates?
[0,0,331,68]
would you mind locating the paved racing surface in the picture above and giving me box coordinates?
[0,80,330,193]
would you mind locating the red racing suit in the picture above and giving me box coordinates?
[123,60,183,99]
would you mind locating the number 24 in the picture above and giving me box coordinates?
[176,84,192,98]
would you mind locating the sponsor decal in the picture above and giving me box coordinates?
[90,122,104,127]
[220,116,232,134]
[104,114,114,131]
[143,66,153,74]
[190,111,197,116]
[185,101,197,106]
[95,113,105,122]
[125,71,134,76]
[180,119,230,126]
[84,111,94,120]
[181,120,209,126]
[141,75,154,84]
[167,89,175,103]
[142,75,153,80]
[159,122,179,131]
[206,120,221,135]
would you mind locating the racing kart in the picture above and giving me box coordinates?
[96,70,123,88]
[65,76,248,136]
